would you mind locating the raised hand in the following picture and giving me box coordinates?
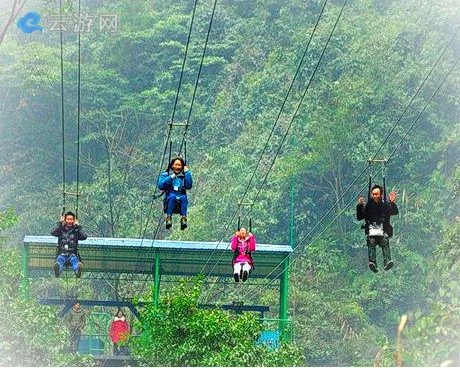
[389,190,396,203]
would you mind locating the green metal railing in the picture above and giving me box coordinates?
[84,312,111,355]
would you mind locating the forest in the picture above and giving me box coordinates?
[0,0,459,366]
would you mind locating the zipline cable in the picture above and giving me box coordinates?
[208,22,460,302]
[204,0,349,280]
[199,0,331,275]
[133,0,203,297]
[75,0,82,219]
[239,55,459,302]
[371,23,460,161]
[59,0,66,215]
[137,0,200,244]
[178,0,219,157]
[244,0,349,222]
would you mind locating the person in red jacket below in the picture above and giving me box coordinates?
[108,310,130,356]
[231,227,256,282]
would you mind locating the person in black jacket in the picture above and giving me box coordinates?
[357,184,398,273]
[51,211,88,278]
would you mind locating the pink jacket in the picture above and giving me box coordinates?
[231,234,256,266]
[108,316,130,344]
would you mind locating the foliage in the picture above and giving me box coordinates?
[401,221,460,366]
[0,0,459,365]
[130,279,304,366]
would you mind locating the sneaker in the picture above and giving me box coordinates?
[165,215,172,229]
[233,273,239,282]
[384,260,394,271]
[180,216,187,230]
[75,262,83,278]
[368,262,378,273]
[53,262,61,277]
[242,270,249,282]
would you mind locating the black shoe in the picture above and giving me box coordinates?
[165,216,172,229]
[384,260,394,271]
[180,216,187,230]
[242,270,248,282]
[75,263,83,278]
[53,262,61,277]
[369,262,378,273]
[233,273,239,282]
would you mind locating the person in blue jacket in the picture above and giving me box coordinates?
[158,157,193,230]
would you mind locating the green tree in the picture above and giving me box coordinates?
[130,279,304,366]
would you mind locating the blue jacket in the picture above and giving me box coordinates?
[158,170,193,196]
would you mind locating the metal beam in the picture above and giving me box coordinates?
[39,299,145,318]
[153,252,161,308]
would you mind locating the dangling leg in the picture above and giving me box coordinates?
[165,195,176,229]
[69,254,82,278]
[233,263,242,282]
[242,263,251,282]
[367,237,378,273]
[382,237,393,270]
[54,255,66,277]
[180,195,188,230]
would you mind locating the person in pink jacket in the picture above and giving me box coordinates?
[231,227,256,282]
[108,310,130,356]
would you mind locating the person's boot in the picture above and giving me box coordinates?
[75,262,83,278]
[180,216,187,230]
[165,215,172,229]
[384,260,394,271]
[233,273,239,282]
[242,270,249,282]
[53,262,61,277]
[368,261,378,273]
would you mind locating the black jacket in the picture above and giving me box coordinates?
[356,200,398,237]
[51,222,88,255]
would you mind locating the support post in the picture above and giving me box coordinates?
[289,177,295,247]
[153,253,161,308]
[21,244,30,299]
[279,257,290,341]
[288,157,296,342]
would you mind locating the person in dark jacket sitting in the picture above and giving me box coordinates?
[158,157,193,230]
[51,211,87,278]
[356,184,398,273]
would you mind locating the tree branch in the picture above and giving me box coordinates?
[0,0,28,46]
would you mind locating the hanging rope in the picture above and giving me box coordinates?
[371,23,460,161]
[178,0,218,158]
[199,0,330,275]
[133,0,205,297]
[75,0,82,219]
[210,17,460,295]
[170,0,199,125]
[216,12,460,289]
[239,55,460,302]
[204,0,348,279]
[138,0,199,236]
[244,0,348,221]
[59,0,66,215]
